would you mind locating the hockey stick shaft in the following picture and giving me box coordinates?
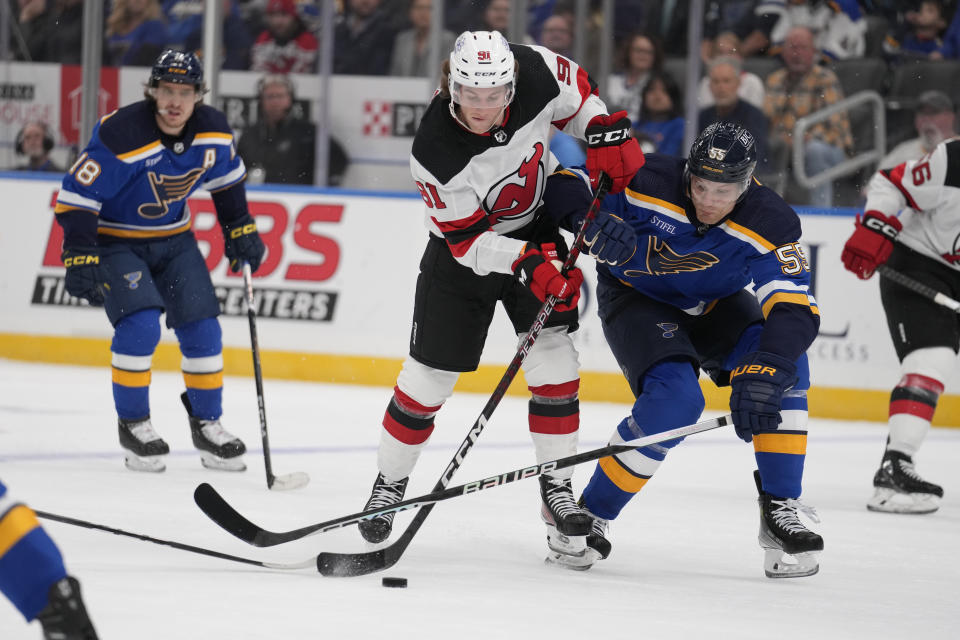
[242,262,275,487]
[877,264,960,313]
[316,174,614,576]
[194,414,730,547]
[35,510,315,571]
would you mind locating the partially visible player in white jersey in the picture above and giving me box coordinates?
[841,136,960,514]
[357,31,644,559]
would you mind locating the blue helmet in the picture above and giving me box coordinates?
[149,49,205,89]
[688,122,757,186]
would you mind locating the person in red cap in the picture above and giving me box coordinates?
[251,0,318,74]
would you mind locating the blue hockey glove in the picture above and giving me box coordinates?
[62,247,105,305]
[581,210,637,265]
[729,351,798,442]
[222,214,265,273]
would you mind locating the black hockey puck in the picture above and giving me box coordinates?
[381,576,407,588]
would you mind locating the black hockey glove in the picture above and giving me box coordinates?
[62,247,105,305]
[729,351,798,442]
[222,214,265,273]
[579,210,637,266]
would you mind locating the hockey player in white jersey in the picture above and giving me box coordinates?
[358,31,644,559]
[842,137,960,514]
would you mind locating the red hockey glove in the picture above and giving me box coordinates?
[841,210,902,280]
[512,243,583,312]
[585,111,645,194]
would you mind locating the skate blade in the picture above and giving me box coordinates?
[200,452,246,472]
[545,548,603,571]
[763,548,819,578]
[867,488,940,514]
[124,452,166,472]
[544,523,587,557]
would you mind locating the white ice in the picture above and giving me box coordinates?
[1,358,958,639]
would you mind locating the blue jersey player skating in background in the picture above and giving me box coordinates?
[0,478,98,639]
[543,122,824,578]
[54,50,265,473]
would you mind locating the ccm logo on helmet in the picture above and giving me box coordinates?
[587,129,630,145]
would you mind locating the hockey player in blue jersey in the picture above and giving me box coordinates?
[55,50,265,473]
[543,122,824,578]
[0,479,98,639]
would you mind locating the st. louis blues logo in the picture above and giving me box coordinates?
[623,237,719,276]
[657,322,679,338]
[124,271,143,290]
[138,168,205,219]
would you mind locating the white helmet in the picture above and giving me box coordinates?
[448,30,516,108]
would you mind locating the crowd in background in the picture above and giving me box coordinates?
[6,0,960,207]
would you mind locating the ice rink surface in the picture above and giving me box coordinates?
[1,358,958,639]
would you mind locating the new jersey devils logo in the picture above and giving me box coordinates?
[484,142,545,225]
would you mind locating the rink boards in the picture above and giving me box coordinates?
[0,174,956,426]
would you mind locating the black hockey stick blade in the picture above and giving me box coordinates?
[194,483,265,544]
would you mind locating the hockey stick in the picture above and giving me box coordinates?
[35,510,315,571]
[877,264,960,313]
[195,414,731,549]
[242,261,310,491]
[312,173,613,576]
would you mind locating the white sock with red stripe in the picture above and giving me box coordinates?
[528,380,580,481]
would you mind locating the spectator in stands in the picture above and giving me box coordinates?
[880,90,957,169]
[931,0,960,59]
[632,72,685,157]
[606,32,663,124]
[163,0,252,70]
[105,0,168,67]
[482,0,511,34]
[333,0,396,75]
[238,74,349,186]
[390,0,456,77]
[884,0,947,60]
[698,57,770,170]
[539,14,574,58]
[764,25,853,207]
[740,0,866,60]
[697,31,766,110]
[16,0,83,64]
[252,0,318,73]
[13,121,62,172]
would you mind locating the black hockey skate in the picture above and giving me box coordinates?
[540,475,592,560]
[181,392,246,472]
[118,416,169,472]
[755,471,823,578]
[36,576,99,640]
[358,472,409,544]
[867,449,943,514]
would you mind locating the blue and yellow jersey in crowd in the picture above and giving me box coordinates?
[55,101,247,247]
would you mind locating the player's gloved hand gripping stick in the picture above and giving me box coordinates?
[196,173,614,575]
